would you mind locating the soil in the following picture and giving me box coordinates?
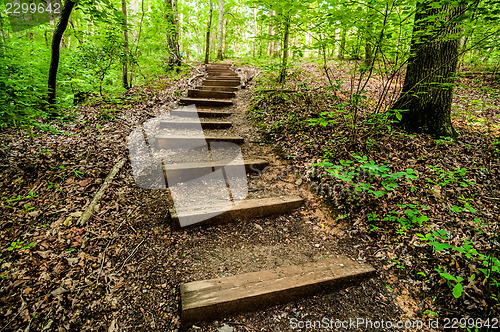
[0,64,420,332]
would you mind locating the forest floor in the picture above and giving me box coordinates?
[246,59,500,329]
[0,60,499,332]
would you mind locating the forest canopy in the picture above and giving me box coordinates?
[0,0,499,131]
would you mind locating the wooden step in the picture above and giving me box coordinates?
[202,80,241,87]
[197,86,239,92]
[207,76,240,81]
[187,89,236,99]
[180,98,233,107]
[171,196,303,228]
[206,76,240,81]
[164,159,269,183]
[206,71,237,77]
[180,256,376,323]
[156,135,244,149]
[206,63,232,69]
[159,120,232,130]
[170,108,231,118]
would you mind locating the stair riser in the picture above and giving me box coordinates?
[164,161,269,186]
[156,136,244,150]
[180,99,233,107]
[197,86,239,92]
[180,259,375,324]
[207,77,240,81]
[170,110,231,118]
[206,64,232,69]
[202,80,241,87]
[159,121,232,130]
[206,71,236,76]
[187,90,236,99]
[171,197,303,229]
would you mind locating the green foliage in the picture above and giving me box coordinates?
[314,153,417,199]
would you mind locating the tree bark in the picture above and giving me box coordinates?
[216,0,224,60]
[165,0,180,68]
[339,27,346,59]
[267,11,274,56]
[279,13,290,83]
[204,0,213,64]
[48,0,76,109]
[122,0,129,89]
[253,7,257,57]
[391,0,466,137]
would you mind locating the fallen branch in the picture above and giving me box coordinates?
[77,157,127,226]
[188,73,205,88]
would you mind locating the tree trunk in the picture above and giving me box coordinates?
[224,18,229,55]
[267,12,274,56]
[253,7,257,57]
[165,0,180,68]
[391,0,466,137]
[48,0,76,109]
[122,0,129,89]
[278,13,290,83]
[339,27,346,59]
[216,0,224,60]
[204,0,213,64]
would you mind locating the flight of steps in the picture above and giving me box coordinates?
[153,63,376,325]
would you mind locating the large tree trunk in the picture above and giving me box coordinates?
[216,0,224,60]
[48,0,76,109]
[122,0,129,89]
[392,0,466,137]
[165,0,180,68]
[278,13,290,83]
[204,0,213,64]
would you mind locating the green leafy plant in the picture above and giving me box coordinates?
[8,240,36,252]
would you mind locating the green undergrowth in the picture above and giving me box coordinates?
[249,64,500,323]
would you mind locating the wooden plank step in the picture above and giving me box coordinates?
[206,63,232,68]
[179,98,233,107]
[170,108,231,118]
[197,86,239,92]
[171,196,303,228]
[164,159,269,183]
[159,120,232,130]
[207,76,240,81]
[206,71,236,77]
[156,135,244,149]
[188,89,236,99]
[202,80,241,87]
[180,256,376,323]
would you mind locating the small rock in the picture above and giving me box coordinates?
[295,178,303,186]
[218,324,234,332]
[254,224,263,231]
[314,244,320,248]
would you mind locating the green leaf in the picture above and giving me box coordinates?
[452,283,463,298]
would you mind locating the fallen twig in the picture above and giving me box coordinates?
[188,73,205,88]
[77,157,127,226]
[114,237,147,274]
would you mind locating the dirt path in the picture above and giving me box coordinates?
[0,65,419,332]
